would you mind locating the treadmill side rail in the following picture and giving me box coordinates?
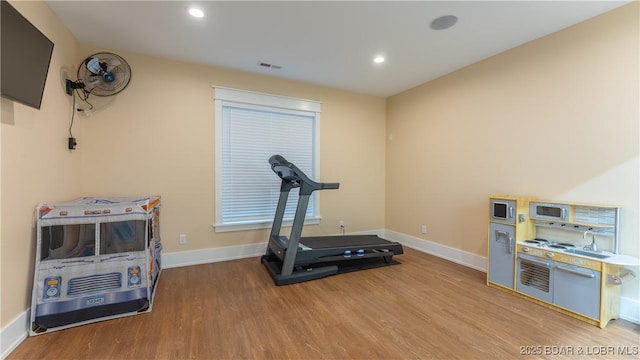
[261,255,338,285]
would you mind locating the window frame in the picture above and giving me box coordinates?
[213,86,322,232]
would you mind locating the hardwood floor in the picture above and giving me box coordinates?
[8,248,639,359]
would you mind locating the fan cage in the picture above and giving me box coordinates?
[76,52,132,97]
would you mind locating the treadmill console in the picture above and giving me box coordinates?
[269,155,300,181]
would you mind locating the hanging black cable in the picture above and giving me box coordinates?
[68,90,77,150]
[69,90,76,137]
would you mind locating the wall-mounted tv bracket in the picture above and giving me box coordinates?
[65,80,85,96]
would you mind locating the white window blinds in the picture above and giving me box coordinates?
[214,87,321,232]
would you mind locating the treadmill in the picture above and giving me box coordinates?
[261,155,403,285]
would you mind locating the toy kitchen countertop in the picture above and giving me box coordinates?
[518,239,640,266]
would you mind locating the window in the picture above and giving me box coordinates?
[213,87,321,232]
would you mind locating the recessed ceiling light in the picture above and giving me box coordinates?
[430,15,457,30]
[373,56,385,64]
[188,8,205,18]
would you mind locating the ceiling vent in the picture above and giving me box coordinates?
[258,62,282,70]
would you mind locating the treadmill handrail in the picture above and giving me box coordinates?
[269,155,340,195]
[321,182,340,190]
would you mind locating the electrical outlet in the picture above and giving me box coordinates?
[421,225,427,234]
[339,220,345,228]
[179,234,187,245]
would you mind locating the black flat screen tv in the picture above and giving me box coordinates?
[1,0,54,110]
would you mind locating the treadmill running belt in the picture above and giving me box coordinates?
[300,235,394,249]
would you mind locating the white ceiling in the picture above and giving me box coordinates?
[46,1,631,97]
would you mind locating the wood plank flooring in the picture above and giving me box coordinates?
[8,248,639,359]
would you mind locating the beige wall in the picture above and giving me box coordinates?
[386,3,639,295]
[77,46,387,252]
[0,1,81,329]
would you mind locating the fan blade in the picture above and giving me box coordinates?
[84,75,102,86]
[106,58,121,72]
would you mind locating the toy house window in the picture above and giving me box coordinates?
[40,224,95,260]
[100,220,146,254]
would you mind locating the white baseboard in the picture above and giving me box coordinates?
[383,229,487,272]
[161,229,387,269]
[1,309,29,360]
[619,296,640,324]
[161,242,267,269]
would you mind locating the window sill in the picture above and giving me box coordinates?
[212,217,321,233]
